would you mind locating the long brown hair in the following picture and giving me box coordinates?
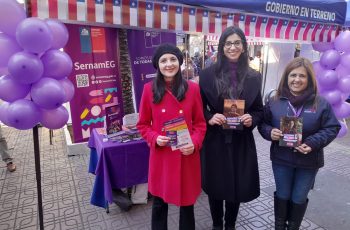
[275,57,318,101]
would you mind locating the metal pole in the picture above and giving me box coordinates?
[33,125,44,230]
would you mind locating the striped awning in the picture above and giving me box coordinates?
[206,35,263,46]
[28,0,340,42]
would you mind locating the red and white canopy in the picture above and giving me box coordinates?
[28,0,340,42]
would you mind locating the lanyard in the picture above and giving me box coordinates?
[288,101,303,117]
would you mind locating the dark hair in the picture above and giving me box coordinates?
[151,44,188,103]
[215,26,249,99]
[275,57,318,100]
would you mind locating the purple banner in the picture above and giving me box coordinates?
[127,30,176,111]
[65,24,123,143]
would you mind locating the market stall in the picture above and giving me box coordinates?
[26,0,349,143]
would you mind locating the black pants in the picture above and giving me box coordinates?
[152,196,195,230]
[208,196,240,228]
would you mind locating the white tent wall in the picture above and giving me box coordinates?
[261,42,295,99]
[300,44,321,62]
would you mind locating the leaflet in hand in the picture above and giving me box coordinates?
[222,99,245,130]
[279,116,303,147]
[163,117,193,151]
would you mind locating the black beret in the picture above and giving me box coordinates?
[152,43,183,69]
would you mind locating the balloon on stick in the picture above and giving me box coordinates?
[337,121,348,138]
[31,77,66,110]
[320,49,340,70]
[0,33,22,68]
[8,51,44,84]
[311,42,334,52]
[333,102,350,119]
[59,78,75,102]
[41,50,73,80]
[0,102,13,127]
[41,106,69,129]
[0,74,31,102]
[334,31,350,53]
[317,69,338,90]
[0,0,26,37]
[7,99,41,130]
[16,18,53,54]
[45,19,69,49]
[322,89,342,106]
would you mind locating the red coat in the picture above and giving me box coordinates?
[137,81,206,206]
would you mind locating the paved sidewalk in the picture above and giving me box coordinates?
[0,125,349,230]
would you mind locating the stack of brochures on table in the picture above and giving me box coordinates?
[107,128,142,143]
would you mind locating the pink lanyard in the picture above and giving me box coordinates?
[288,101,303,117]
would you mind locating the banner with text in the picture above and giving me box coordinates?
[127,30,176,111]
[65,24,123,143]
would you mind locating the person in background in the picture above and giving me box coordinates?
[205,51,217,68]
[181,50,196,81]
[258,57,340,230]
[137,43,207,230]
[0,125,16,172]
[199,26,264,230]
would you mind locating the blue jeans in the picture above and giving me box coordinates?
[272,162,318,204]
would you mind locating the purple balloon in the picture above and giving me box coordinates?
[340,53,350,71]
[333,102,350,119]
[41,50,73,79]
[31,78,66,110]
[16,18,53,54]
[0,67,8,76]
[0,75,31,102]
[312,61,325,76]
[334,31,350,53]
[320,49,341,70]
[322,89,342,105]
[0,102,13,127]
[41,106,69,129]
[0,33,22,68]
[337,121,348,138]
[7,99,41,130]
[0,0,26,37]
[8,52,44,84]
[311,42,334,52]
[45,19,69,49]
[337,76,350,94]
[317,69,338,89]
[336,64,350,78]
[59,78,75,102]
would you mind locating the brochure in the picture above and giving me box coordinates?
[279,116,303,147]
[222,99,245,130]
[163,117,193,151]
[105,105,122,137]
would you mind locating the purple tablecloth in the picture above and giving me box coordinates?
[88,129,149,208]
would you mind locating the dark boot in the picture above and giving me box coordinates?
[151,196,168,230]
[274,193,288,230]
[209,197,224,230]
[287,199,308,230]
[224,201,239,230]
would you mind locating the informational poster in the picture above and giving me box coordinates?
[127,30,176,111]
[65,24,123,143]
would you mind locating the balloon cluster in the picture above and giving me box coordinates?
[0,0,74,130]
[312,31,350,138]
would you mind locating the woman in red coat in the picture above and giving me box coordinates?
[137,43,206,230]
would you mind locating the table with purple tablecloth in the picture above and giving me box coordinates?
[88,128,149,208]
